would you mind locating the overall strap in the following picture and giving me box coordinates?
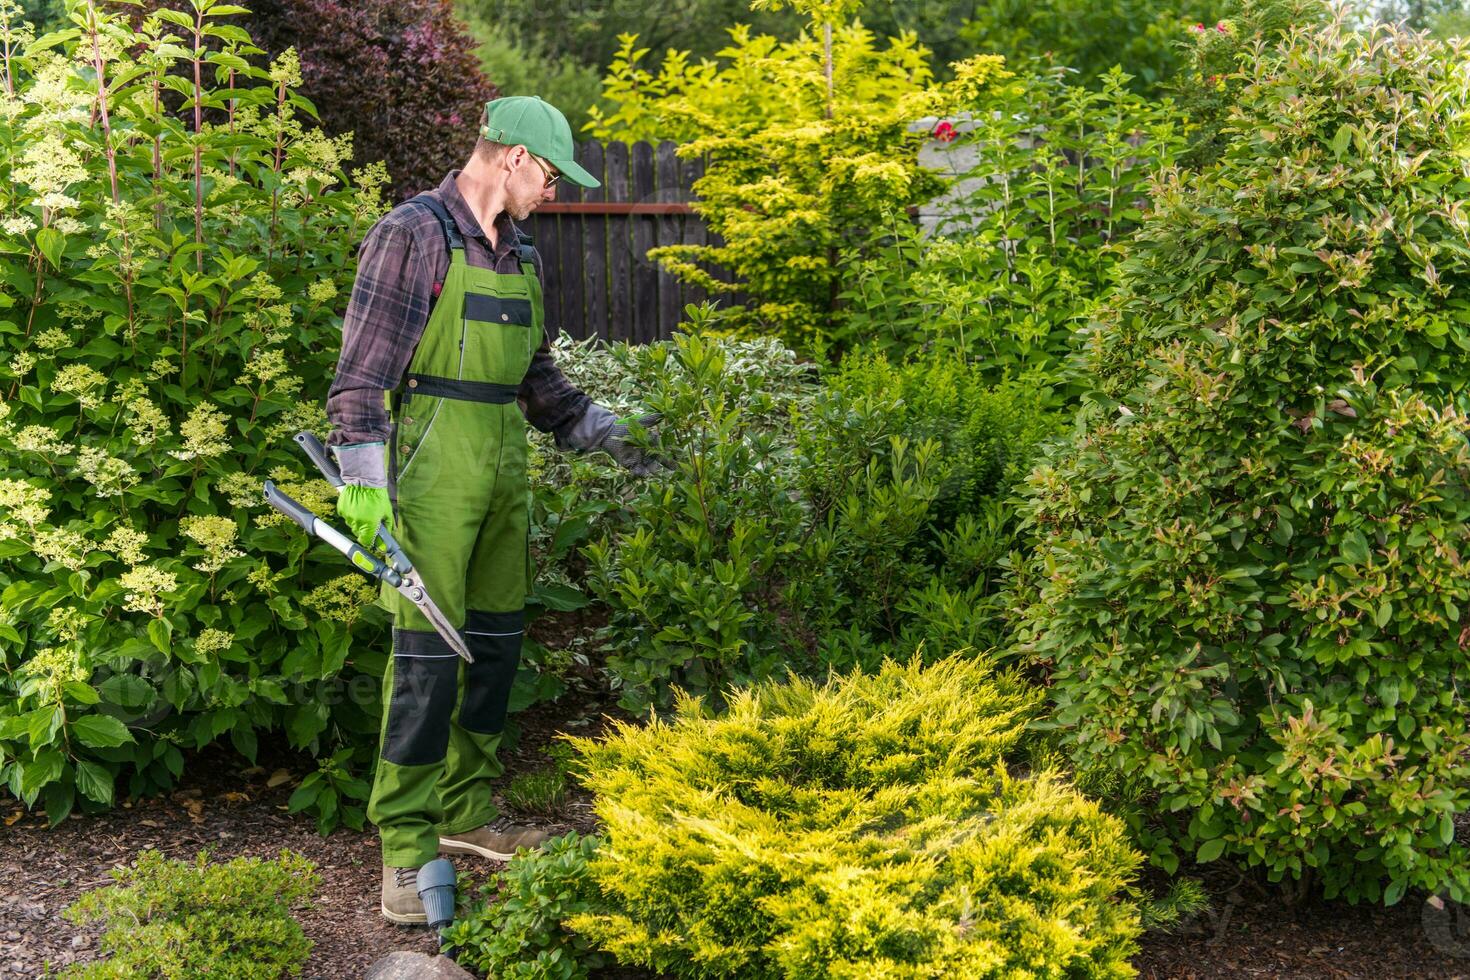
[402,193,464,253]
[510,227,537,273]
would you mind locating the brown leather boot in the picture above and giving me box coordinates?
[438,818,550,860]
[380,864,428,925]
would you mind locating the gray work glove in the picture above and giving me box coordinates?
[558,403,669,477]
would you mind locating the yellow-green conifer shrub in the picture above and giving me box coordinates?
[586,0,1008,355]
[567,657,1143,978]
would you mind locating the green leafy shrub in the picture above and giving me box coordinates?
[62,848,319,979]
[444,831,608,980]
[565,657,1142,978]
[583,319,1058,709]
[584,315,809,712]
[788,352,1057,670]
[459,0,802,81]
[529,329,815,596]
[587,9,1009,354]
[1168,0,1329,169]
[1009,12,1470,903]
[0,1,390,826]
[452,5,606,135]
[837,66,1184,381]
[960,0,1223,95]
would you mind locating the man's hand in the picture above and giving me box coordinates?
[604,412,667,476]
[337,484,394,549]
[557,404,671,476]
[331,442,394,548]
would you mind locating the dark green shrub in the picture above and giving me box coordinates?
[62,849,319,979]
[584,316,809,713]
[788,352,1058,670]
[565,657,1143,979]
[1009,12,1470,903]
[139,0,496,199]
[443,831,607,980]
[582,322,1059,710]
[0,2,390,828]
[960,0,1223,95]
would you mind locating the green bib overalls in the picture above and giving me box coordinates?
[366,194,539,868]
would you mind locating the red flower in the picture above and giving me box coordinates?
[933,120,957,143]
[1216,20,1229,32]
[1191,22,1206,32]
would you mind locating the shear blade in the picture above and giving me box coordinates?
[395,574,474,663]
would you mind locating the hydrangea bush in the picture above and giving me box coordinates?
[0,0,390,826]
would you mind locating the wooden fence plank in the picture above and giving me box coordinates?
[679,150,708,317]
[631,141,658,345]
[655,141,683,340]
[579,139,608,343]
[555,151,585,340]
[523,139,750,344]
[604,140,631,344]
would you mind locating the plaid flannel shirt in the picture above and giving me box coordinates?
[326,170,591,448]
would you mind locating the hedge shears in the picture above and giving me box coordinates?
[262,431,473,663]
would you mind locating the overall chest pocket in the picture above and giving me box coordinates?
[462,292,537,385]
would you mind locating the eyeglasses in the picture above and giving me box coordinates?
[529,153,561,188]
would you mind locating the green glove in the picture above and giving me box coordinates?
[336,484,394,550]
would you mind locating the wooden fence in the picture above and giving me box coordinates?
[523,139,731,345]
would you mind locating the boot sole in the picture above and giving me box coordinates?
[380,902,428,926]
[437,836,518,861]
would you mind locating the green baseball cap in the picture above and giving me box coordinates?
[480,96,600,189]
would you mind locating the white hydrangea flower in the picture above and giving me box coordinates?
[119,564,178,616]
[103,525,149,565]
[181,514,243,574]
[171,402,230,460]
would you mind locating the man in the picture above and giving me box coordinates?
[325,96,659,925]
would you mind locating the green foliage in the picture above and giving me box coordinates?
[284,745,371,834]
[1168,0,1330,169]
[452,4,606,135]
[444,831,608,980]
[789,353,1058,670]
[1138,878,1212,932]
[458,0,803,82]
[566,657,1143,979]
[0,1,390,826]
[587,15,1009,353]
[1009,13,1470,903]
[146,0,497,200]
[838,66,1185,379]
[61,848,319,979]
[960,0,1224,95]
[1381,0,1466,30]
[585,314,808,712]
[584,317,1057,711]
[503,751,571,816]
